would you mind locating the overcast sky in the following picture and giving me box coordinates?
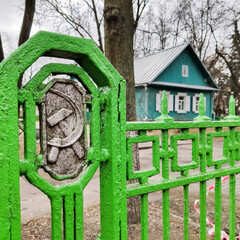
[0,0,23,38]
[0,0,58,83]
[0,0,45,56]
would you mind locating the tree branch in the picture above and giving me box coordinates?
[90,0,104,52]
[45,0,102,48]
[18,0,36,89]
[216,47,240,91]
[18,0,36,46]
[134,0,149,31]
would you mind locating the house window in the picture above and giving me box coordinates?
[192,94,206,113]
[195,96,200,112]
[175,92,190,113]
[178,96,185,111]
[156,91,174,113]
[182,65,188,77]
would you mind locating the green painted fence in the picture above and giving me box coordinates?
[0,31,240,240]
[127,92,240,240]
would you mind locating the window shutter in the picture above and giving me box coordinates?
[156,92,161,113]
[192,94,207,113]
[156,93,160,112]
[192,96,196,112]
[186,96,191,112]
[168,94,174,112]
[175,95,179,112]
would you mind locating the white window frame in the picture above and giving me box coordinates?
[156,91,174,113]
[192,94,206,113]
[182,65,188,77]
[178,95,185,111]
[175,92,190,113]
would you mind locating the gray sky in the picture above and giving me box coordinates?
[0,0,23,38]
[0,0,56,83]
[0,0,44,56]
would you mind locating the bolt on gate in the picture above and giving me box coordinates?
[0,31,240,240]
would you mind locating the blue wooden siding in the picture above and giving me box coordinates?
[145,87,213,121]
[155,49,210,87]
[136,87,146,120]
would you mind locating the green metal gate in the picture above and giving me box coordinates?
[0,31,127,240]
[0,31,240,240]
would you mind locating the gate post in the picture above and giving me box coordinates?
[0,70,21,239]
[99,79,127,239]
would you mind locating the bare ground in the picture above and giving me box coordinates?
[21,193,240,240]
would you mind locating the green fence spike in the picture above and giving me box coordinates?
[194,93,211,122]
[199,93,205,117]
[229,95,235,116]
[161,91,168,115]
[224,95,240,121]
[156,90,174,123]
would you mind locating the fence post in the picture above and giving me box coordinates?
[0,74,21,239]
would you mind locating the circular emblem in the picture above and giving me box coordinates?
[40,79,87,179]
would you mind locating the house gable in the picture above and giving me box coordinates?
[154,46,212,87]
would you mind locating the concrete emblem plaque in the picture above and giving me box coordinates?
[40,79,87,179]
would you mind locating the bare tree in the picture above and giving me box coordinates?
[135,0,226,66]
[175,0,226,65]
[40,0,104,52]
[134,3,175,56]
[41,0,149,55]
[19,0,36,46]
[133,0,150,32]
[215,12,240,114]
[0,0,36,84]
[18,0,36,89]
[104,0,148,224]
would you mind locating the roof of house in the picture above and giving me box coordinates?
[134,43,218,90]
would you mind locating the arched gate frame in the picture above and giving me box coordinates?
[0,31,127,239]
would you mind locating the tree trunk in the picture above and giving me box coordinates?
[104,0,136,121]
[18,0,36,89]
[0,34,4,63]
[104,0,140,224]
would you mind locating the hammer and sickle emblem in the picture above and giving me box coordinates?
[47,88,84,163]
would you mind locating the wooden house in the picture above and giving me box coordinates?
[134,43,218,121]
